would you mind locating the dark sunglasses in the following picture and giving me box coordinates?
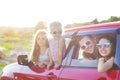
[81,41,91,50]
[96,42,112,48]
[52,31,62,34]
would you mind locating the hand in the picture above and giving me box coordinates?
[54,64,61,70]
[99,57,104,62]
[47,63,52,70]
[38,62,46,68]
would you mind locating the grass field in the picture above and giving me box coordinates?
[0,27,34,69]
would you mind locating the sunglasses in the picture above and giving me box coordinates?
[96,42,112,49]
[52,31,62,34]
[81,41,91,50]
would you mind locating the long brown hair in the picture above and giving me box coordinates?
[96,33,116,60]
[30,30,49,62]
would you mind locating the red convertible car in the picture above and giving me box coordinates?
[1,21,120,80]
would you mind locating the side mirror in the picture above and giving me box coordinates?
[17,55,28,65]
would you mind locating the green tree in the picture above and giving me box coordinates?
[108,16,120,22]
[119,16,120,20]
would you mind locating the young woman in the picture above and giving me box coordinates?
[96,34,117,72]
[30,30,53,69]
[48,21,66,69]
[79,35,97,60]
[1,30,53,79]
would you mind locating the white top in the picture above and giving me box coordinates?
[38,48,49,62]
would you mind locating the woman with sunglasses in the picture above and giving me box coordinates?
[96,34,117,72]
[48,21,66,69]
[79,35,97,60]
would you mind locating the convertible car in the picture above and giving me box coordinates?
[1,21,120,80]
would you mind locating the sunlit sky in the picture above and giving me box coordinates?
[0,0,120,27]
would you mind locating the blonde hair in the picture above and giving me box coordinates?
[30,29,49,62]
[49,21,62,32]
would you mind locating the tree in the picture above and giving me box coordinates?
[91,18,98,24]
[108,16,120,22]
[119,17,120,20]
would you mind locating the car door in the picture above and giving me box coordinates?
[59,60,119,80]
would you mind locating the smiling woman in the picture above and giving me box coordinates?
[96,34,118,72]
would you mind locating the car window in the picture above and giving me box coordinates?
[62,46,75,66]
[63,32,74,49]
[65,38,71,49]
[68,32,118,69]
[62,32,77,66]
[69,34,98,68]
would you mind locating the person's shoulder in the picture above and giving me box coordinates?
[59,38,65,43]
[61,35,65,39]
